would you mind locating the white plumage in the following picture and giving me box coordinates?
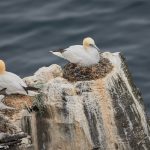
[0,60,38,96]
[50,37,101,66]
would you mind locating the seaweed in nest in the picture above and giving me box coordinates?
[30,93,46,116]
[63,57,113,82]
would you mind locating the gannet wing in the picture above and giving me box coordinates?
[52,48,66,53]
[63,45,88,64]
[50,45,85,64]
[0,72,38,96]
[49,48,67,58]
[0,73,27,95]
[61,45,85,64]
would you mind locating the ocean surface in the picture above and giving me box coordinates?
[0,0,150,112]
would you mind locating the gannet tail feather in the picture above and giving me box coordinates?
[49,51,64,58]
[23,86,39,96]
[0,88,7,95]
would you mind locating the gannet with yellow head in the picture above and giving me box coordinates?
[0,60,38,96]
[50,37,101,66]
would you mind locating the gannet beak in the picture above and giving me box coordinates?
[90,44,100,51]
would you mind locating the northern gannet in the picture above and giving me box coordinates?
[0,60,38,96]
[50,37,101,66]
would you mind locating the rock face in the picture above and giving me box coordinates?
[0,52,150,150]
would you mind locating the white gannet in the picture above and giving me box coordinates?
[0,60,38,96]
[50,37,101,66]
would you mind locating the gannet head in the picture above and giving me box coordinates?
[0,60,6,74]
[83,37,99,50]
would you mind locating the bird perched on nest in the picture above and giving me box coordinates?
[0,60,38,96]
[50,37,101,66]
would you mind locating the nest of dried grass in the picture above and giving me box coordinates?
[63,57,113,82]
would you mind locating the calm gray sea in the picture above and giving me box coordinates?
[0,0,150,112]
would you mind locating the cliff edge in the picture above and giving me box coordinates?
[0,52,150,150]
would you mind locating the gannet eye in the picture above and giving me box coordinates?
[83,37,95,48]
[89,44,100,51]
[89,44,94,47]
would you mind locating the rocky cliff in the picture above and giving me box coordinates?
[0,52,150,150]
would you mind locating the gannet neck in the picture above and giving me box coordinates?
[0,60,6,74]
[83,37,95,49]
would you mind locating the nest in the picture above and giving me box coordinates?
[1,95,33,118]
[63,57,113,82]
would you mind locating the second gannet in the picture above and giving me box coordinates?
[50,37,101,66]
[0,60,38,96]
